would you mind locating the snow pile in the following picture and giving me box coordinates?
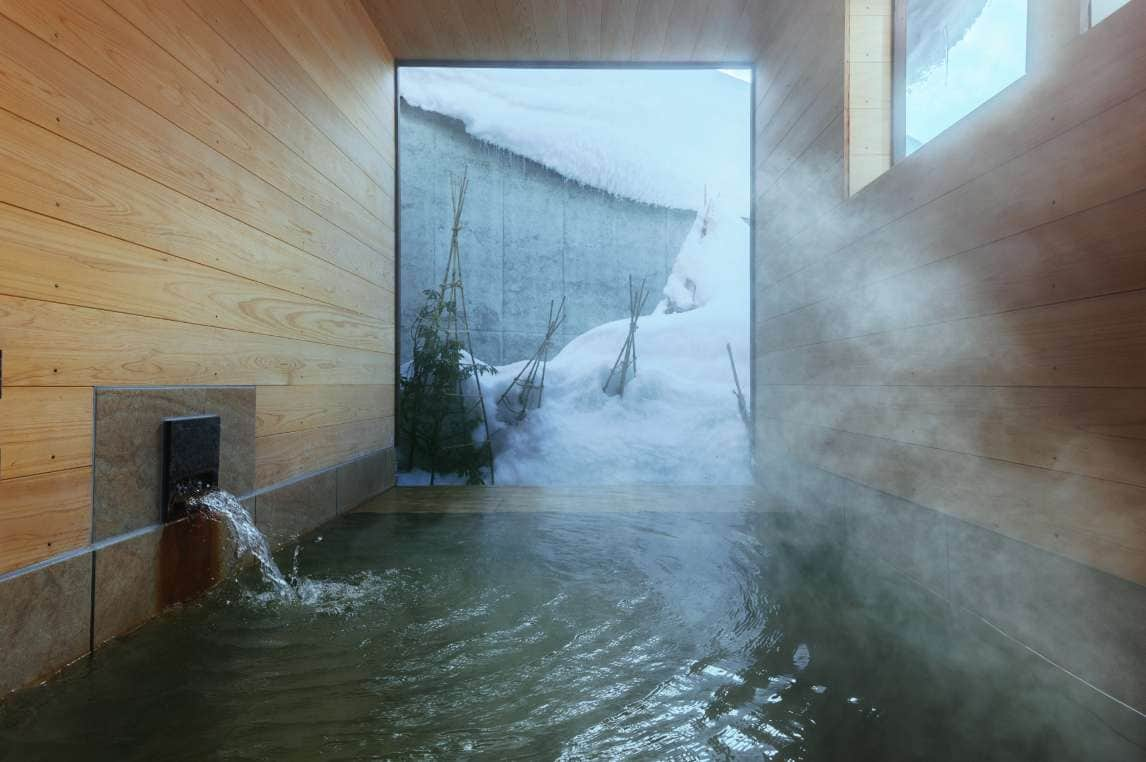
[400,67,751,218]
[661,201,749,313]
[483,202,752,486]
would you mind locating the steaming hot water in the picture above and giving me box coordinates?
[0,508,1134,760]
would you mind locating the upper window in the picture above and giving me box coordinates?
[901,0,1028,156]
[1088,0,1132,26]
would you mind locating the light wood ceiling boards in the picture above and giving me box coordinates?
[362,0,771,62]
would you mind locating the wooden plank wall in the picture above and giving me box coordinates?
[362,0,769,62]
[0,0,396,575]
[752,0,1146,585]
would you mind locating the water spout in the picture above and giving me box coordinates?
[186,488,297,601]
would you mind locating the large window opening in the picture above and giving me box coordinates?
[396,66,753,487]
[901,0,1028,156]
[846,0,1033,195]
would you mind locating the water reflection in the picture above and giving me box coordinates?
[0,510,1139,761]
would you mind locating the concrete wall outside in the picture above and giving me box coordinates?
[399,101,697,366]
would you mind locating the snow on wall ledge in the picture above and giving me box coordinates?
[399,67,752,219]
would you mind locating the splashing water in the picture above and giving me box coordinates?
[188,489,296,601]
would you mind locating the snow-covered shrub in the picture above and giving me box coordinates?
[398,289,496,485]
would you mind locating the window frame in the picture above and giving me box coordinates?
[891,0,1033,161]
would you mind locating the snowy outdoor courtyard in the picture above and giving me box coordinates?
[397,67,752,486]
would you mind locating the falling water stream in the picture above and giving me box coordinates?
[187,489,296,601]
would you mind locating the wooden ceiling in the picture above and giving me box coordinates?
[361,0,770,62]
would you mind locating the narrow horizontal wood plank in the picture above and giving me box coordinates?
[755,6,844,174]
[0,388,91,481]
[412,0,472,60]
[186,0,395,201]
[243,0,395,164]
[532,0,570,60]
[0,106,385,317]
[757,385,1146,488]
[757,288,1146,388]
[600,0,640,60]
[759,189,1146,354]
[494,0,541,59]
[0,467,91,574]
[455,0,507,60]
[256,417,395,488]
[0,203,393,353]
[256,385,395,438]
[360,0,764,62]
[755,74,844,208]
[0,0,392,272]
[761,417,1146,585]
[107,0,392,228]
[359,0,414,59]
[0,296,393,387]
[631,0,674,61]
[567,0,604,60]
[693,0,750,62]
[383,0,450,58]
[739,0,801,70]
[280,0,397,127]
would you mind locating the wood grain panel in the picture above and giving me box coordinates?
[759,189,1146,354]
[358,0,413,60]
[0,203,392,352]
[760,84,1146,320]
[694,0,749,61]
[759,288,1146,388]
[107,0,391,227]
[600,0,639,60]
[360,0,764,62]
[494,0,540,59]
[186,0,395,200]
[0,0,392,271]
[0,388,91,481]
[243,0,395,163]
[755,2,843,167]
[631,0,674,61]
[281,0,396,128]
[256,417,395,488]
[256,385,395,438]
[454,0,506,60]
[567,0,604,60]
[0,467,91,574]
[758,385,1146,488]
[419,0,474,60]
[0,105,385,317]
[660,0,707,61]
[762,417,1146,585]
[754,112,846,275]
[719,0,783,63]
[532,0,569,60]
[0,296,392,388]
